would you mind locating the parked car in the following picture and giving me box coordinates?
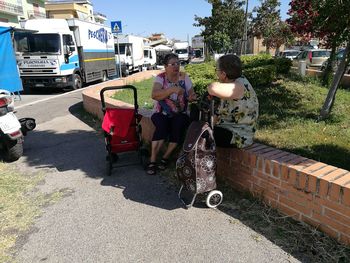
[320,48,350,74]
[279,50,301,60]
[292,49,331,68]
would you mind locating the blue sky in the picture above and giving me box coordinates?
[93,0,291,41]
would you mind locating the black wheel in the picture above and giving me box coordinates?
[101,71,107,82]
[206,190,223,208]
[4,138,23,162]
[72,74,82,90]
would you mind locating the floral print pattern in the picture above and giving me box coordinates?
[215,76,259,148]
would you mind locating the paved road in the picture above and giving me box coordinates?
[12,82,300,262]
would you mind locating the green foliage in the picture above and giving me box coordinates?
[194,0,245,53]
[241,54,274,69]
[274,57,292,74]
[243,65,276,87]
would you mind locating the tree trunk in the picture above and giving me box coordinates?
[322,40,337,86]
[319,41,350,120]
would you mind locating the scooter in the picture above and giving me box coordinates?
[0,90,36,162]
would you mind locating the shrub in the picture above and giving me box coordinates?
[241,54,274,69]
[274,57,292,74]
[243,65,276,87]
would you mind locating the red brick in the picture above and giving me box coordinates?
[288,158,315,171]
[312,165,338,177]
[301,214,321,228]
[307,174,318,194]
[244,143,264,152]
[277,203,301,220]
[264,159,272,176]
[328,174,350,203]
[279,196,311,216]
[281,165,289,181]
[267,176,281,188]
[312,212,350,236]
[316,198,350,218]
[249,153,257,168]
[318,224,340,240]
[257,157,264,172]
[251,145,272,154]
[340,234,350,245]
[278,153,301,164]
[324,208,350,227]
[318,169,348,197]
[302,162,327,174]
[261,149,285,158]
[298,172,308,190]
[342,186,350,207]
[288,168,298,186]
[270,151,291,161]
[272,162,281,178]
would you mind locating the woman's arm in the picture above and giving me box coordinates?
[207,79,244,100]
[151,82,184,101]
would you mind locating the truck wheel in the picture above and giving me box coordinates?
[72,74,82,90]
[4,138,23,162]
[101,71,107,82]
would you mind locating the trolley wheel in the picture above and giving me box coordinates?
[206,190,223,208]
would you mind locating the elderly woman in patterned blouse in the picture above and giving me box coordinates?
[207,54,259,148]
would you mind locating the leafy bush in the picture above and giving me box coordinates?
[243,65,276,87]
[274,57,292,74]
[241,54,274,69]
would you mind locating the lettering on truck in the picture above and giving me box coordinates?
[88,28,111,44]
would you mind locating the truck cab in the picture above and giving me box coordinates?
[173,42,190,64]
[143,47,156,70]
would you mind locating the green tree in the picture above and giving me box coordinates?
[251,0,281,54]
[194,0,245,54]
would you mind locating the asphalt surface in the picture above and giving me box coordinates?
[12,85,300,262]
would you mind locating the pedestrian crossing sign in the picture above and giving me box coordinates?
[111,21,122,34]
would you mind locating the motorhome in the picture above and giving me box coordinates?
[173,42,190,64]
[15,19,116,90]
[114,34,145,76]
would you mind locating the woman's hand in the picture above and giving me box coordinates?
[171,86,184,95]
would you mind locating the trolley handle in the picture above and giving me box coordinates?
[100,85,139,113]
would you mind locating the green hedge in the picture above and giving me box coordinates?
[274,57,292,74]
[185,54,291,92]
[243,65,276,87]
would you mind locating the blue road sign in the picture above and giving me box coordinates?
[111,21,122,34]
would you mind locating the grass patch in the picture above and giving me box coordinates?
[255,74,350,170]
[111,77,154,109]
[0,163,67,262]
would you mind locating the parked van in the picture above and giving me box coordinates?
[293,49,330,68]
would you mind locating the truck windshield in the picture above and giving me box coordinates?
[115,44,126,55]
[175,49,187,54]
[14,33,61,54]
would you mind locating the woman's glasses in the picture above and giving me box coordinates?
[167,62,181,67]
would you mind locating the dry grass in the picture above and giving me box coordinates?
[0,163,66,262]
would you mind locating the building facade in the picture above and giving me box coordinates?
[45,0,106,24]
[0,0,46,27]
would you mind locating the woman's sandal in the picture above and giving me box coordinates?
[146,162,157,175]
[157,158,169,171]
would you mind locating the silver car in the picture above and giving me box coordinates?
[293,49,330,68]
[279,50,301,60]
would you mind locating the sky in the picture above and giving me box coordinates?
[93,0,291,41]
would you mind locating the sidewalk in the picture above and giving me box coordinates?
[13,111,299,262]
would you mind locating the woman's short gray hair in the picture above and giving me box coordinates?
[217,54,242,80]
[163,53,179,65]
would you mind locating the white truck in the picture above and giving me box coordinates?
[14,19,116,90]
[173,41,190,64]
[143,46,157,70]
[114,34,145,76]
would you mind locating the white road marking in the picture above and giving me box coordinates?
[16,79,118,109]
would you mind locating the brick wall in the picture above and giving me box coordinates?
[82,71,350,245]
[217,144,350,245]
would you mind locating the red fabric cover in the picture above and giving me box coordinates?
[102,108,135,137]
[102,108,139,153]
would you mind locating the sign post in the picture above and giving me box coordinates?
[111,21,123,78]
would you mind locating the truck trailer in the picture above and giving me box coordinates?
[15,19,116,90]
[114,34,145,76]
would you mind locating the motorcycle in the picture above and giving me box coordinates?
[0,90,36,162]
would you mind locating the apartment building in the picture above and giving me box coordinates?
[0,0,46,27]
[45,0,106,24]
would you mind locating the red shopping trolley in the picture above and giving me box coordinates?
[100,85,148,176]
